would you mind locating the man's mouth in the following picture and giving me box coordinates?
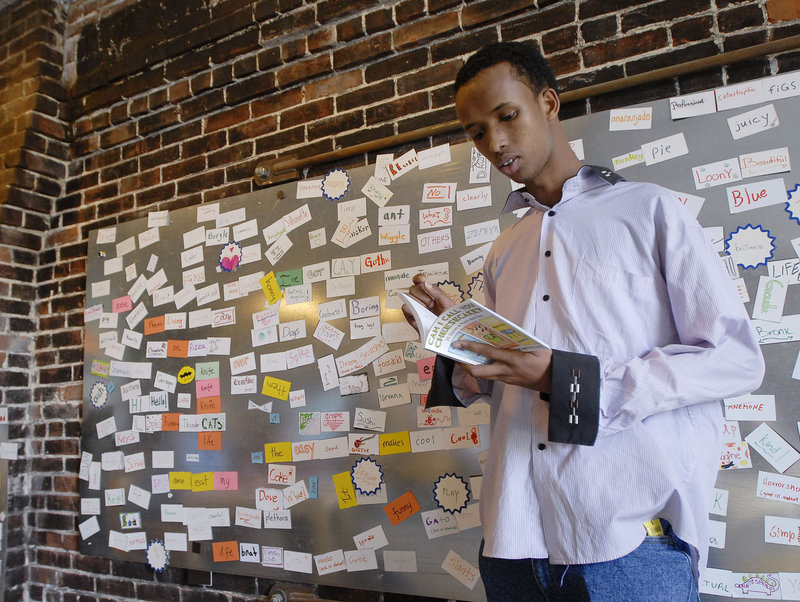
[498,156,519,175]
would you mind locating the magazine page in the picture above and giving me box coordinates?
[401,294,549,366]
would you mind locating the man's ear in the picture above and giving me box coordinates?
[540,87,561,120]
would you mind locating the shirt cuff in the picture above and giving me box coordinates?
[547,349,600,446]
[424,356,464,408]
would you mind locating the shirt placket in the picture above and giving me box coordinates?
[530,207,556,457]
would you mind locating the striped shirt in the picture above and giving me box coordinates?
[454,166,764,570]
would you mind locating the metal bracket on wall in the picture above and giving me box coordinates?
[254,156,299,187]
[267,583,337,602]
[252,34,800,188]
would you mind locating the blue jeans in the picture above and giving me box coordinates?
[478,522,699,601]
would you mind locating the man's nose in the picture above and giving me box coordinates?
[487,128,507,153]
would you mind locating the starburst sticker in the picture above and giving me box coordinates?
[351,457,383,496]
[433,473,471,514]
[467,272,485,305]
[322,168,351,201]
[219,241,243,272]
[89,381,109,409]
[434,280,464,305]
[146,539,169,572]
[785,183,800,225]
[725,224,775,270]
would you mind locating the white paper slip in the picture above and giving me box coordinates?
[641,133,688,166]
[715,80,764,111]
[764,515,800,547]
[383,550,417,572]
[756,471,800,506]
[726,103,779,140]
[740,147,791,178]
[609,107,652,130]
[669,90,717,120]
[726,177,787,215]
[745,422,800,473]
[692,157,742,190]
[441,549,479,590]
[724,394,776,422]
[751,274,788,323]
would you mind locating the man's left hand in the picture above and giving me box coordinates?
[453,340,553,393]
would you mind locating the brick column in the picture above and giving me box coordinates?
[0,1,69,598]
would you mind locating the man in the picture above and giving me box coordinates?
[404,42,764,601]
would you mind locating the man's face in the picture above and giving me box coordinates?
[455,62,557,189]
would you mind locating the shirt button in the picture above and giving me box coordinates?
[538,443,546,450]
[542,295,550,301]
[544,250,551,257]
[547,210,556,217]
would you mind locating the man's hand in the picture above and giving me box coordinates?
[401,273,456,332]
[454,339,553,393]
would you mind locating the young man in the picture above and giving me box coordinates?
[404,42,764,601]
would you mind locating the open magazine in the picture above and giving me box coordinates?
[400,293,550,366]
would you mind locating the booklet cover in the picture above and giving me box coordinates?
[400,293,549,366]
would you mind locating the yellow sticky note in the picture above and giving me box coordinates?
[260,271,283,305]
[379,431,412,455]
[262,375,291,401]
[332,471,358,509]
[191,472,214,492]
[265,441,293,463]
[169,471,191,490]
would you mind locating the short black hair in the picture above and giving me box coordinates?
[454,41,558,95]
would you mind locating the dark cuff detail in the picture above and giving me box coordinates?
[547,349,600,446]
[424,356,464,408]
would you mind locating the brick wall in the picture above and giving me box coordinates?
[0,0,70,599]
[1,0,797,599]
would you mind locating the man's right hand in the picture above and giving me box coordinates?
[401,273,455,332]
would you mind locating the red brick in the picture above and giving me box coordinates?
[225,71,277,105]
[366,91,428,126]
[463,0,534,29]
[337,80,395,112]
[542,26,579,54]
[281,37,306,62]
[276,54,332,88]
[718,4,766,32]
[317,0,373,23]
[582,29,670,67]
[168,80,191,103]
[162,156,206,182]
[365,8,394,34]
[282,98,334,129]
[207,141,252,168]
[251,88,303,116]
[136,182,176,206]
[397,60,460,96]
[364,48,429,83]
[177,169,224,194]
[395,0,425,24]
[309,27,337,53]
[393,12,460,50]
[228,115,278,143]
[500,3,577,40]
[305,69,363,101]
[672,15,714,44]
[333,33,392,70]
[205,104,250,133]
[768,0,800,20]
[99,122,137,148]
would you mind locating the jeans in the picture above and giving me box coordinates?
[478,522,699,601]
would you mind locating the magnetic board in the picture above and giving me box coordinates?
[80,69,800,601]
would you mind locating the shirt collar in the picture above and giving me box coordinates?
[500,165,613,215]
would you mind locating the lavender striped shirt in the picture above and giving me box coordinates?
[454,167,764,571]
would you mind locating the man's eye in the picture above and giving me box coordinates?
[500,111,517,121]
[470,130,484,141]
